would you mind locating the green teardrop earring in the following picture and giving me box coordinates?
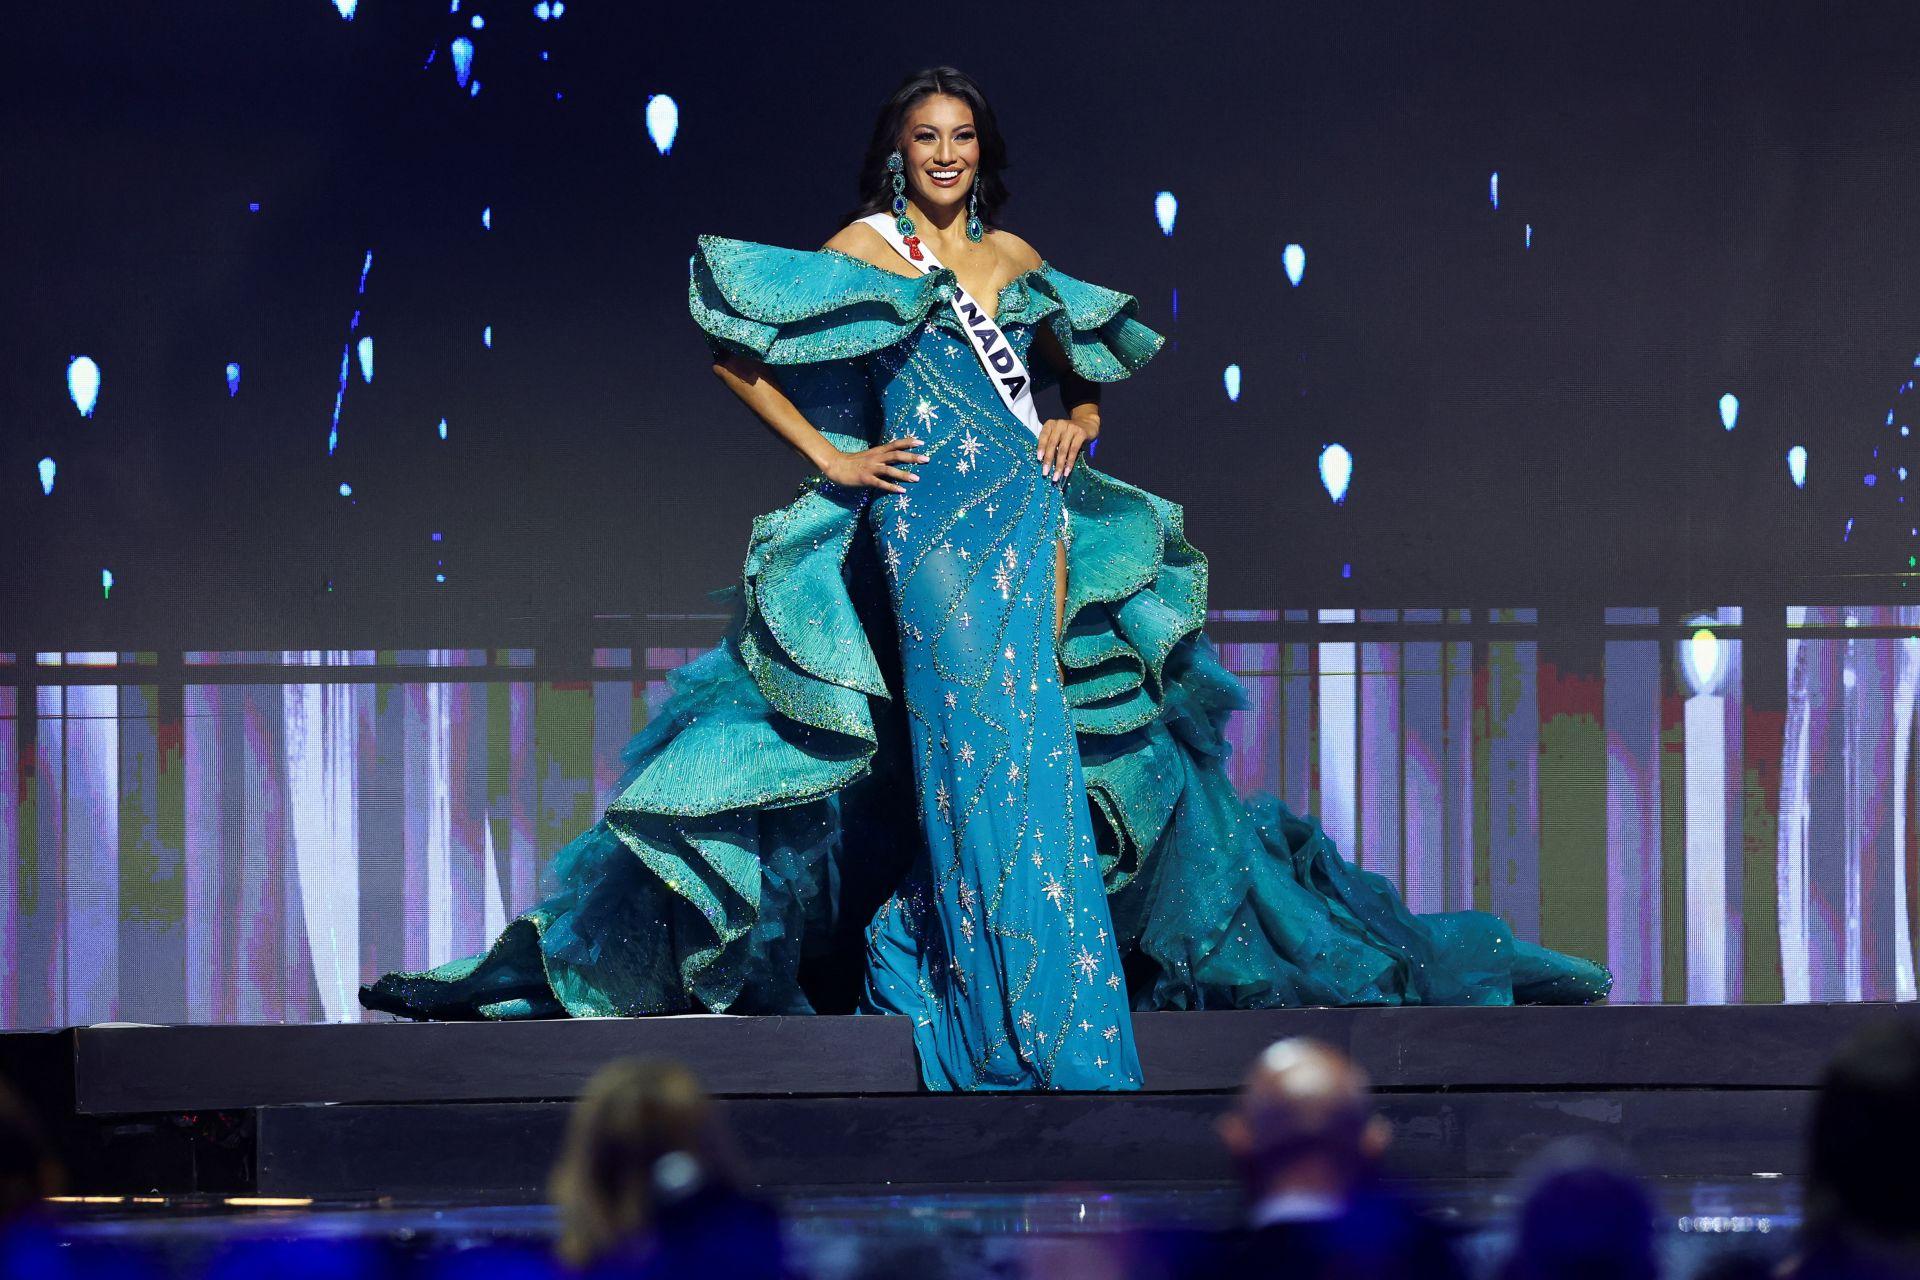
[887,149,915,238]
[966,174,984,243]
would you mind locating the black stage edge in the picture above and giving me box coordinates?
[3,1005,1909,1201]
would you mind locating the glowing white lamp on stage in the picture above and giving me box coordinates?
[38,457,55,496]
[1680,618,1730,1004]
[1223,364,1241,402]
[1155,191,1177,237]
[1720,393,1739,431]
[1787,446,1808,489]
[1283,243,1306,287]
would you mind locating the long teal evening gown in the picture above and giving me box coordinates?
[360,234,1612,1091]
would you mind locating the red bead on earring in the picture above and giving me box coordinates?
[902,235,923,261]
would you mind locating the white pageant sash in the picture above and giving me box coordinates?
[856,212,1044,441]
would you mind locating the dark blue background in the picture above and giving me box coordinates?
[6,1,1918,647]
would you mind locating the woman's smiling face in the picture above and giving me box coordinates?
[900,93,980,214]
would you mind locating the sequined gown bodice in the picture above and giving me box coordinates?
[358,233,1612,1091]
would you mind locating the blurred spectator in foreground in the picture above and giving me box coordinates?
[0,1079,70,1279]
[549,1058,786,1279]
[1499,1140,1656,1280]
[0,1077,60,1228]
[1129,1036,1465,1279]
[1785,1018,1920,1280]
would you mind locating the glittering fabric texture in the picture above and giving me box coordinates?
[358,234,1612,1087]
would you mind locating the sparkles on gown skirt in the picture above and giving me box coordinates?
[360,235,1611,1091]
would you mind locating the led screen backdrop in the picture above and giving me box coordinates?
[4,2,1919,1027]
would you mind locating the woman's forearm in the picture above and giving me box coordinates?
[711,352,841,471]
[1067,397,1101,440]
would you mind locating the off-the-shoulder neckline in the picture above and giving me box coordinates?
[816,243,1053,318]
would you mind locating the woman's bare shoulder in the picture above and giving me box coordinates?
[988,227,1044,272]
[820,221,895,267]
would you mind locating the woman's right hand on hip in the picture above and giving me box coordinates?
[823,436,928,494]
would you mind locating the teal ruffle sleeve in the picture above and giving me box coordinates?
[688,233,1165,384]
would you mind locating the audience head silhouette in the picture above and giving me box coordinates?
[1218,1036,1392,1205]
[0,1079,59,1227]
[1807,1017,1920,1250]
[1501,1141,1656,1280]
[549,1057,740,1270]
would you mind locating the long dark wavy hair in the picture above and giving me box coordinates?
[842,67,1011,233]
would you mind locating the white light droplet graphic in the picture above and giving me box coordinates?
[68,356,100,417]
[1490,172,1499,209]
[101,569,114,599]
[37,458,55,496]
[333,0,357,17]
[1719,393,1739,431]
[1787,445,1808,489]
[226,362,242,397]
[646,94,679,155]
[1524,224,1533,249]
[451,37,474,88]
[357,336,375,382]
[1319,443,1353,505]
[438,417,449,440]
[1282,244,1306,287]
[482,325,493,349]
[534,0,550,16]
[1223,364,1241,402]
[339,482,353,497]
[1683,626,1724,696]
[1154,191,1177,237]
[481,206,491,230]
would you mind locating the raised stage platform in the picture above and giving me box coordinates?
[5,1004,1910,1201]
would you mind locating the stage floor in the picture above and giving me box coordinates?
[5,1003,1912,1200]
[42,1177,1799,1280]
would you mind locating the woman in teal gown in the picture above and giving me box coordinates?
[361,67,1611,1092]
